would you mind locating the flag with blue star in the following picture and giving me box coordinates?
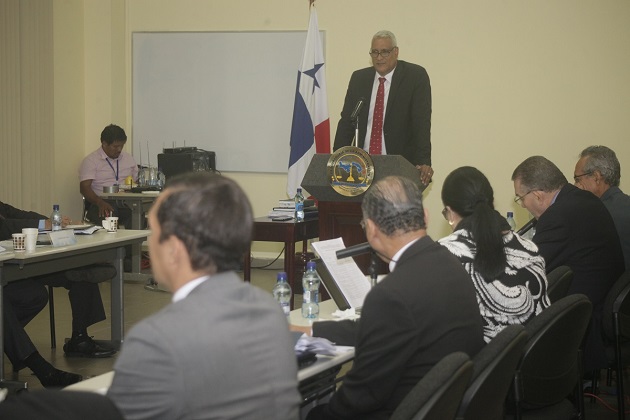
[287,5,330,198]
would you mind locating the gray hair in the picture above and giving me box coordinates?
[372,30,398,48]
[580,145,621,187]
[511,156,567,192]
[361,176,425,236]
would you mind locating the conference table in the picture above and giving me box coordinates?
[0,229,149,382]
[99,191,158,283]
[65,300,355,414]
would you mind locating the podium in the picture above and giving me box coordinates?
[301,153,423,274]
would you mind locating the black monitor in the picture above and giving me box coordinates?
[157,148,216,181]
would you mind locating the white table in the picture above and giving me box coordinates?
[0,229,149,382]
[66,299,355,404]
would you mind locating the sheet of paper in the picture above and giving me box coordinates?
[49,230,77,247]
[312,238,371,309]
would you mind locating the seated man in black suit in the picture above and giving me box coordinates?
[512,155,625,371]
[0,201,116,359]
[294,176,485,420]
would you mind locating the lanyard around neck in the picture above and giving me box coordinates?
[105,158,119,182]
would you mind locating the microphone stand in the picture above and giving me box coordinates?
[352,116,359,148]
[368,251,378,288]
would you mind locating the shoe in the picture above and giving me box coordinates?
[39,368,83,388]
[63,335,117,358]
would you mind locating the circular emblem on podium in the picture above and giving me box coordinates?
[327,146,375,197]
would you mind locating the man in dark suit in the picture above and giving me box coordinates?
[512,156,625,370]
[333,30,433,186]
[296,176,485,420]
[0,201,116,360]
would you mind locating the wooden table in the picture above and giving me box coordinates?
[244,217,319,308]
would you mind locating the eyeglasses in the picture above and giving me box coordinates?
[369,48,396,58]
[573,172,593,182]
[441,207,448,220]
[514,191,533,204]
[360,219,366,230]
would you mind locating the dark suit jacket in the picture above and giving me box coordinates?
[0,201,44,240]
[534,184,624,370]
[534,184,624,311]
[311,236,484,420]
[333,60,432,166]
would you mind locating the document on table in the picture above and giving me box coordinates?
[312,238,371,309]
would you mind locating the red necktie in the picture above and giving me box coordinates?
[369,77,386,155]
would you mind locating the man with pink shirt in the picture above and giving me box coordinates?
[79,124,138,227]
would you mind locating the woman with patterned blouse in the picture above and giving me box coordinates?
[438,166,550,342]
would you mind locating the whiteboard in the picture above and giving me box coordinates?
[132,31,324,173]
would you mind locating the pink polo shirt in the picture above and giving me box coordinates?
[79,147,139,194]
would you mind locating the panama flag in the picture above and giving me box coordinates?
[287,4,330,198]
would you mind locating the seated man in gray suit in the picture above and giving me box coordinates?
[107,172,300,420]
[574,145,630,269]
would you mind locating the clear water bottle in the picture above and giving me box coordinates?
[506,212,516,231]
[294,188,305,222]
[272,271,292,317]
[302,261,320,319]
[51,204,62,231]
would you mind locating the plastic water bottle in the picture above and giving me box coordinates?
[506,212,516,231]
[51,204,62,231]
[301,261,320,319]
[294,188,305,222]
[272,271,292,317]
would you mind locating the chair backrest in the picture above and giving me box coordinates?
[390,352,473,420]
[513,294,592,410]
[602,271,630,342]
[456,325,528,420]
[546,265,573,303]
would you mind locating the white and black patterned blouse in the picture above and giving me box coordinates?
[439,229,550,343]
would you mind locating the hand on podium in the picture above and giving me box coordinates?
[416,164,434,186]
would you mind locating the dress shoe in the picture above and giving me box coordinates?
[39,368,83,388]
[63,335,117,358]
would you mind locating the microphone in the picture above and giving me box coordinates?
[336,242,372,259]
[516,218,537,236]
[350,97,365,121]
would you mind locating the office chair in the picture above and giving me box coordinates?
[506,294,592,420]
[390,352,473,420]
[455,325,528,420]
[545,266,573,304]
[595,271,630,420]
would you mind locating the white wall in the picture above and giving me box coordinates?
[53,0,630,255]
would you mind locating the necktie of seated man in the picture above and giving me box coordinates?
[369,77,386,155]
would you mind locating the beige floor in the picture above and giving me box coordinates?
[4,265,282,391]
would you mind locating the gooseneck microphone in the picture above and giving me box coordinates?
[516,218,537,236]
[350,97,365,121]
[336,242,372,259]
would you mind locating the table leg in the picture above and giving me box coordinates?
[286,241,296,309]
[111,246,125,348]
[243,247,251,282]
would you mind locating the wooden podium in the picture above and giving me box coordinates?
[301,154,423,274]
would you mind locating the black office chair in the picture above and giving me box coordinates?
[390,352,473,420]
[545,266,573,304]
[506,294,592,420]
[596,271,630,420]
[455,325,528,420]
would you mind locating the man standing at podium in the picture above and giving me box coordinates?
[333,30,433,186]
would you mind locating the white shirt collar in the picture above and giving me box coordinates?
[172,275,210,303]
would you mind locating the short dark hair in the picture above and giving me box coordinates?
[361,176,425,236]
[580,145,621,187]
[155,172,253,273]
[511,156,567,192]
[100,124,127,145]
[442,166,506,280]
